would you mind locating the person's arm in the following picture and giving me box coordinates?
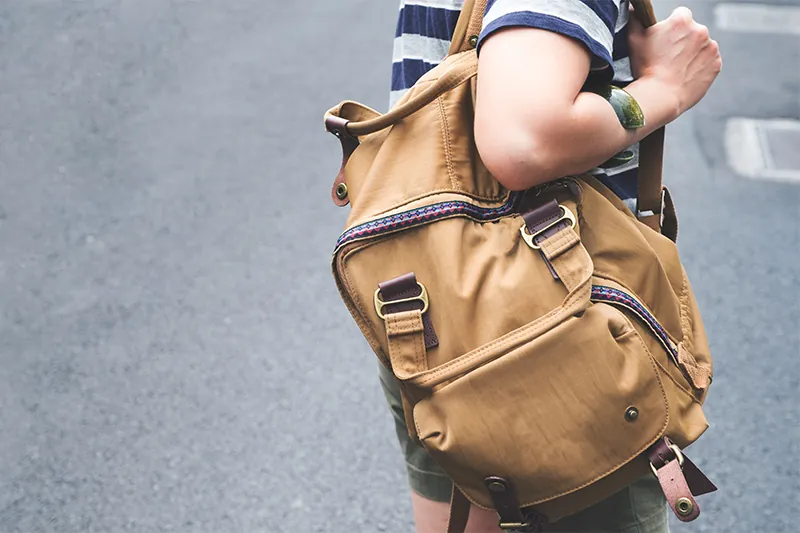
[475,7,722,191]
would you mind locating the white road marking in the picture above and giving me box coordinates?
[725,118,800,183]
[715,3,800,35]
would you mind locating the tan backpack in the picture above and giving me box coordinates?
[324,1,717,531]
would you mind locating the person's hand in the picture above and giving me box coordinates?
[628,6,722,119]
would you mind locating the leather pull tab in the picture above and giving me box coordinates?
[325,115,358,207]
[655,459,700,522]
[648,438,717,523]
[682,454,718,497]
[661,185,678,242]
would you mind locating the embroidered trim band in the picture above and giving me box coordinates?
[335,192,522,249]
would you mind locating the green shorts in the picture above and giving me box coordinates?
[378,363,670,533]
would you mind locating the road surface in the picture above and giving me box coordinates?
[0,1,797,531]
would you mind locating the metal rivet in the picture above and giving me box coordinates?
[625,406,639,422]
[468,35,479,48]
[676,498,694,517]
[335,183,348,200]
[487,481,506,493]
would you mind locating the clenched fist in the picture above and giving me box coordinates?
[628,6,722,118]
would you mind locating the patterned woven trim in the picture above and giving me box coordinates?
[335,192,522,249]
[591,285,678,362]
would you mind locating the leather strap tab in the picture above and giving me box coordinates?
[677,343,712,391]
[539,227,581,262]
[681,453,719,497]
[485,477,525,526]
[521,199,570,280]
[657,459,700,522]
[385,310,426,378]
[661,185,678,242]
[446,486,471,533]
[325,115,359,207]
[648,438,717,523]
[521,199,564,238]
[484,477,547,532]
[379,273,439,349]
[521,200,588,293]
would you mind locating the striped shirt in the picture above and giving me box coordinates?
[392,0,639,209]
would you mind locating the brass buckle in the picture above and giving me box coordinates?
[499,516,542,532]
[650,442,685,477]
[519,204,577,250]
[499,522,529,531]
[373,282,429,320]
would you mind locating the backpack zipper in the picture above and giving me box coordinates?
[591,285,680,368]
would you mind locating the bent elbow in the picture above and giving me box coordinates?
[474,127,559,191]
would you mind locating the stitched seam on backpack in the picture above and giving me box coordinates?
[542,228,579,260]
[388,315,425,335]
[415,322,427,372]
[436,96,459,191]
[364,188,512,217]
[388,329,402,374]
[340,245,386,363]
[551,237,590,293]
[650,351,697,400]
[678,271,694,353]
[392,323,424,335]
[411,51,475,86]
[392,59,478,128]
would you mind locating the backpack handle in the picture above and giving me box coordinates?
[326,1,488,137]
[326,51,478,137]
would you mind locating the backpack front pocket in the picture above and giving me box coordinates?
[412,302,669,510]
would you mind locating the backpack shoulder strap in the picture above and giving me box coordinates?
[629,0,666,233]
[448,0,488,55]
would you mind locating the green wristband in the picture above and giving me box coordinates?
[590,85,645,130]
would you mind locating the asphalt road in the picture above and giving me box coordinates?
[0,1,797,532]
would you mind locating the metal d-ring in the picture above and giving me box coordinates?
[650,443,685,477]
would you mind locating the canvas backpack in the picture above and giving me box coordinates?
[323,1,717,531]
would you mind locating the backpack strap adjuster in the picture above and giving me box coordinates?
[374,282,429,320]
[519,203,577,251]
[376,273,438,350]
